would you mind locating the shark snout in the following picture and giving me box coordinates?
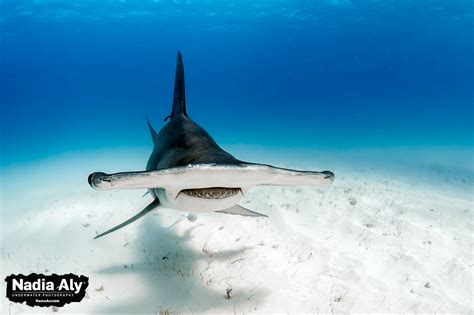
[88,172,111,190]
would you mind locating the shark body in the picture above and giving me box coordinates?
[88,52,334,239]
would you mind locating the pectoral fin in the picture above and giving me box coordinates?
[94,198,161,239]
[216,205,268,217]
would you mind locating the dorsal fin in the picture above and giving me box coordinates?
[169,51,187,120]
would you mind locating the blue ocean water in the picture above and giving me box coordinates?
[1,0,473,166]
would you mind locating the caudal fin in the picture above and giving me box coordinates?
[168,51,187,120]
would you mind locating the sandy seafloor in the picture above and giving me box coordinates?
[0,146,472,314]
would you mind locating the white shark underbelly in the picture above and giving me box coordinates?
[154,187,244,212]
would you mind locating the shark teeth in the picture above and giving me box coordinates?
[181,187,241,199]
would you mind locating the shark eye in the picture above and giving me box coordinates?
[322,171,335,180]
[88,172,110,188]
[88,173,94,186]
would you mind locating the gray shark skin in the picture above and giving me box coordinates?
[89,51,334,239]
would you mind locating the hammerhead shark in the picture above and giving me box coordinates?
[88,52,334,239]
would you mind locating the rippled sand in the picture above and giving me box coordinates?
[1,147,472,313]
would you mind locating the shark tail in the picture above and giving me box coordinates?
[166,51,187,121]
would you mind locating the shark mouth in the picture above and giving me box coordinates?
[179,187,241,199]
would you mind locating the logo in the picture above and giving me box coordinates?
[5,273,89,307]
